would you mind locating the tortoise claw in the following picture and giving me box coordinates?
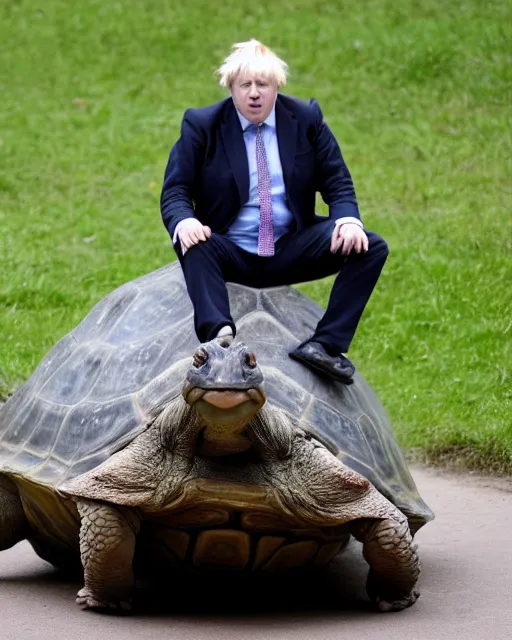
[76,587,132,613]
[374,589,420,612]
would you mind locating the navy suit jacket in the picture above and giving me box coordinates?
[160,94,360,241]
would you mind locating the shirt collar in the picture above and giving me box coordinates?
[235,102,276,132]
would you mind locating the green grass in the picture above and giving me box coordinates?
[1,0,511,473]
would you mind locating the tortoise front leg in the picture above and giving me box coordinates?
[75,499,140,612]
[247,407,421,612]
[350,515,420,612]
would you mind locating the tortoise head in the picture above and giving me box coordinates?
[183,341,266,455]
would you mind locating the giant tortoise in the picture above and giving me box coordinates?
[0,262,434,613]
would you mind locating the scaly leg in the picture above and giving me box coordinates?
[247,408,421,612]
[350,515,420,612]
[75,499,140,612]
[0,475,28,550]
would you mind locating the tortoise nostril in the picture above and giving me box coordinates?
[245,352,257,368]
[193,348,209,368]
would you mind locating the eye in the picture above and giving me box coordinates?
[193,348,208,368]
[245,351,257,369]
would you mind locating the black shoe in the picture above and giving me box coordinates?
[289,340,355,384]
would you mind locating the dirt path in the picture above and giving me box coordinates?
[0,466,510,640]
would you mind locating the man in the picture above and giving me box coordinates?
[160,39,388,383]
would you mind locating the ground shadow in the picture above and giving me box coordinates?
[1,540,376,618]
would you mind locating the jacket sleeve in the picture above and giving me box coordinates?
[310,99,361,223]
[160,109,206,240]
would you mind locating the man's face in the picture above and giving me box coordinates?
[230,72,278,124]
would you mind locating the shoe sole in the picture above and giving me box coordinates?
[289,351,354,385]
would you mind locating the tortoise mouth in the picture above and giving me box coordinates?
[202,390,255,409]
[184,386,266,456]
[184,386,266,409]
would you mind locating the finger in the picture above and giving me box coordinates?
[341,235,354,256]
[330,228,339,253]
[180,230,192,248]
[332,225,346,252]
[338,234,346,255]
[332,233,344,253]
[203,226,212,238]
[341,241,349,256]
[362,233,369,252]
[353,234,363,254]
[196,227,207,242]
[180,235,191,254]
[182,230,196,249]
[331,238,342,253]
[189,229,201,244]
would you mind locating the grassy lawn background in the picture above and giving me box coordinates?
[1,0,511,472]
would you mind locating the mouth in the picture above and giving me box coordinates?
[185,387,265,409]
[184,386,266,456]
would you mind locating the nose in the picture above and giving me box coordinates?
[249,83,260,99]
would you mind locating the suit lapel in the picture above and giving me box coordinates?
[275,97,297,192]
[220,101,249,206]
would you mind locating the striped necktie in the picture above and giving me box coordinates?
[256,123,274,257]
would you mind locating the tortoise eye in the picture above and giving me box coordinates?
[245,351,257,368]
[193,348,208,368]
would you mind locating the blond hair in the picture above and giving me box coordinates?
[216,39,288,88]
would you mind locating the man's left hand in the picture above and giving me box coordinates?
[330,223,369,256]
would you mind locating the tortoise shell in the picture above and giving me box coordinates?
[0,262,433,530]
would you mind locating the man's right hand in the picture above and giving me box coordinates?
[175,219,212,255]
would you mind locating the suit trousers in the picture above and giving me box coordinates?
[176,219,388,354]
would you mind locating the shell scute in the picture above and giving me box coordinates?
[60,397,143,463]
[260,287,320,337]
[103,285,191,346]
[306,399,373,462]
[3,399,70,463]
[86,335,176,402]
[72,283,139,343]
[258,367,310,418]
[38,343,112,406]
